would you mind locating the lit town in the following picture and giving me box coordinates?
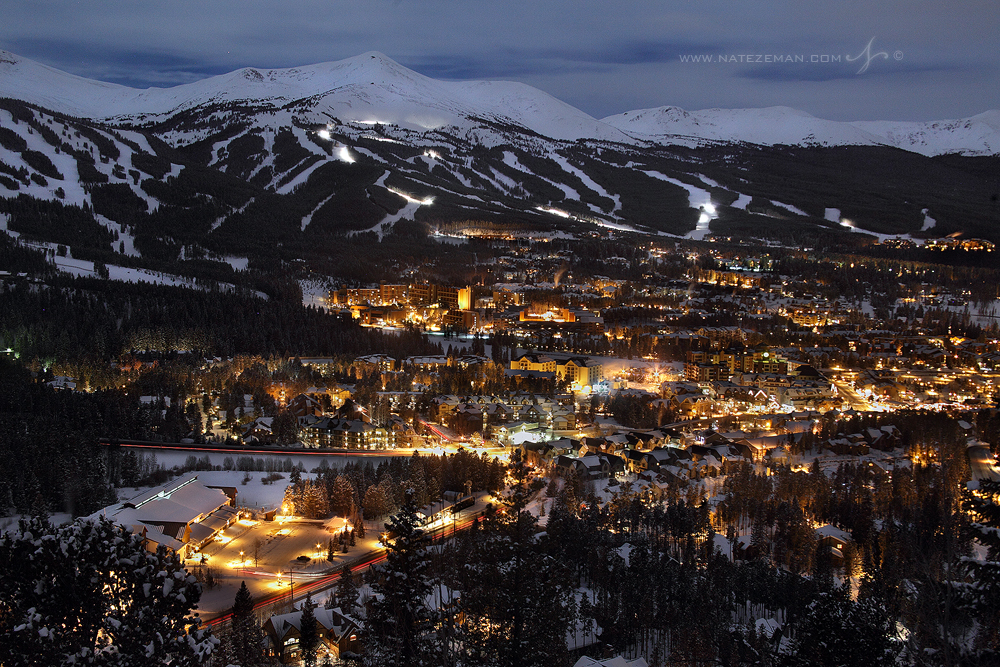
[2,4,1000,667]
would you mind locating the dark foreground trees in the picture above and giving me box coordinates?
[459,449,574,667]
[0,515,216,666]
[364,489,439,667]
[214,580,272,666]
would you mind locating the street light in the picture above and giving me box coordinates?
[239,550,245,573]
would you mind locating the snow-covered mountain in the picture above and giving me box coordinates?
[0,48,998,263]
[2,49,997,155]
[0,50,629,143]
[601,105,1000,157]
[602,105,887,150]
[852,110,1000,157]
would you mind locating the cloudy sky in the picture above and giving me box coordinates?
[2,0,997,121]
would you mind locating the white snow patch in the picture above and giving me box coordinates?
[275,158,325,194]
[246,130,275,181]
[116,130,158,156]
[299,277,334,308]
[208,130,245,167]
[0,213,17,238]
[350,177,421,239]
[697,173,721,188]
[771,200,809,217]
[550,152,621,213]
[824,207,841,223]
[221,255,249,271]
[921,208,936,232]
[301,193,335,232]
[643,171,717,240]
[211,196,255,232]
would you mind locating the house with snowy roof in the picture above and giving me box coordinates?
[815,524,854,566]
[555,454,610,480]
[263,605,360,664]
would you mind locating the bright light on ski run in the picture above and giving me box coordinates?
[388,186,434,206]
[535,206,572,218]
[424,150,441,159]
[317,129,331,140]
[361,135,404,144]
[339,146,355,163]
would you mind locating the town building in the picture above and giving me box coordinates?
[89,475,237,559]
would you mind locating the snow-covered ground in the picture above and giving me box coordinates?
[642,171,717,240]
[770,200,809,217]
[3,50,996,156]
[50,252,263,297]
[123,447,401,477]
[299,276,334,308]
[0,512,73,534]
[921,208,936,232]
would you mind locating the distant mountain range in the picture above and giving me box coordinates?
[1,49,998,263]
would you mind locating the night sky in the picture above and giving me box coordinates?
[2,0,998,122]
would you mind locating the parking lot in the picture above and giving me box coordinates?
[190,516,381,615]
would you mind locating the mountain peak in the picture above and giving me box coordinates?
[0,49,996,154]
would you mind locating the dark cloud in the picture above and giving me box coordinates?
[401,53,541,81]
[739,59,960,83]
[545,39,730,67]
[4,38,230,88]
[0,0,996,120]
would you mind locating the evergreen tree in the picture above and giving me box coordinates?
[788,589,901,667]
[331,474,357,516]
[0,515,215,666]
[461,449,574,667]
[233,580,255,620]
[230,581,267,666]
[365,489,438,667]
[335,563,359,615]
[962,479,1000,658]
[300,593,319,667]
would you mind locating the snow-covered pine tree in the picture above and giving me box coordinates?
[0,515,216,666]
[963,479,1000,657]
[364,488,438,667]
[335,563,359,615]
[300,593,319,667]
[230,580,268,666]
[460,448,573,667]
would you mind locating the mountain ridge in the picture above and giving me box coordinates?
[2,49,997,156]
[1,48,998,270]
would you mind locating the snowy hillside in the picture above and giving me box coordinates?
[0,50,628,143]
[2,50,997,155]
[602,105,1000,156]
[602,106,887,149]
[851,110,1000,157]
[1,48,998,265]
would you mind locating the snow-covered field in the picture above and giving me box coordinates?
[126,447,400,478]
[3,49,997,159]
[119,469,319,511]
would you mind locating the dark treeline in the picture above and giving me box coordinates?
[281,450,505,521]
[0,356,126,516]
[0,275,441,362]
